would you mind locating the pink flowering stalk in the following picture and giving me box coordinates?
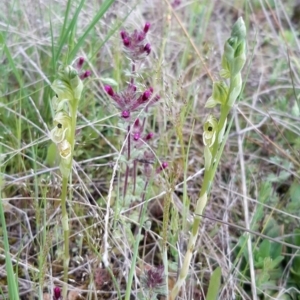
[104,23,168,300]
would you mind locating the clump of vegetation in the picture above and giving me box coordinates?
[1,1,300,300]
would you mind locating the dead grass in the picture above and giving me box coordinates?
[1,0,300,299]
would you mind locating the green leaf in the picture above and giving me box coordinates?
[290,181,300,203]
[206,267,221,300]
[68,0,116,61]
[259,239,271,259]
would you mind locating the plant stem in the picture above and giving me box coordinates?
[170,93,235,300]
[61,98,78,299]
[124,180,149,300]
[61,176,69,299]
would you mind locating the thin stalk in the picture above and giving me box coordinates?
[61,176,69,299]
[61,98,79,299]
[123,126,131,199]
[124,180,149,300]
[170,104,231,299]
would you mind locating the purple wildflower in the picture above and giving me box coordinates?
[133,132,141,141]
[144,265,164,289]
[122,110,130,118]
[156,162,168,173]
[120,22,152,60]
[79,70,91,80]
[77,57,85,69]
[145,132,154,140]
[104,85,114,96]
[104,84,160,119]
[144,22,151,33]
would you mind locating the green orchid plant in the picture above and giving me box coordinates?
[170,17,247,299]
[49,61,89,298]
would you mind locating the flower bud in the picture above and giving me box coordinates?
[77,57,85,69]
[144,43,151,55]
[133,133,140,141]
[231,17,246,41]
[53,287,61,300]
[80,70,91,80]
[123,37,130,47]
[142,89,152,101]
[104,85,114,96]
[227,73,242,107]
[122,110,130,118]
[205,81,228,108]
[120,30,127,40]
[144,22,151,33]
[52,65,83,103]
[145,132,154,140]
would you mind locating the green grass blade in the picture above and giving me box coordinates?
[206,266,222,300]
[0,32,23,88]
[54,0,86,63]
[0,146,20,300]
[68,0,116,61]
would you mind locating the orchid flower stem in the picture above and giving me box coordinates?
[170,17,247,299]
[60,100,78,299]
[61,176,69,299]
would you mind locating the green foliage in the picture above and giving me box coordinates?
[206,267,222,300]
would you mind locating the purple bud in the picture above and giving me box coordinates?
[122,110,130,118]
[53,286,61,300]
[145,132,154,140]
[120,30,127,40]
[161,162,168,169]
[129,83,137,92]
[144,22,151,33]
[133,133,140,141]
[137,33,145,42]
[123,37,130,47]
[157,162,168,173]
[134,119,140,127]
[149,87,154,93]
[144,43,151,55]
[104,85,114,97]
[80,70,91,80]
[77,57,85,69]
[142,89,152,101]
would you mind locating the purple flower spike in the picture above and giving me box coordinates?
[77,57,85,69]
[53,286,61,300]
[122,110,130,118]
[104,85,114,97]
[144,43,151,55]
[133,133,140,141]
[145,132,154,140]
[80,70,91,80]
[144,22,151,33]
